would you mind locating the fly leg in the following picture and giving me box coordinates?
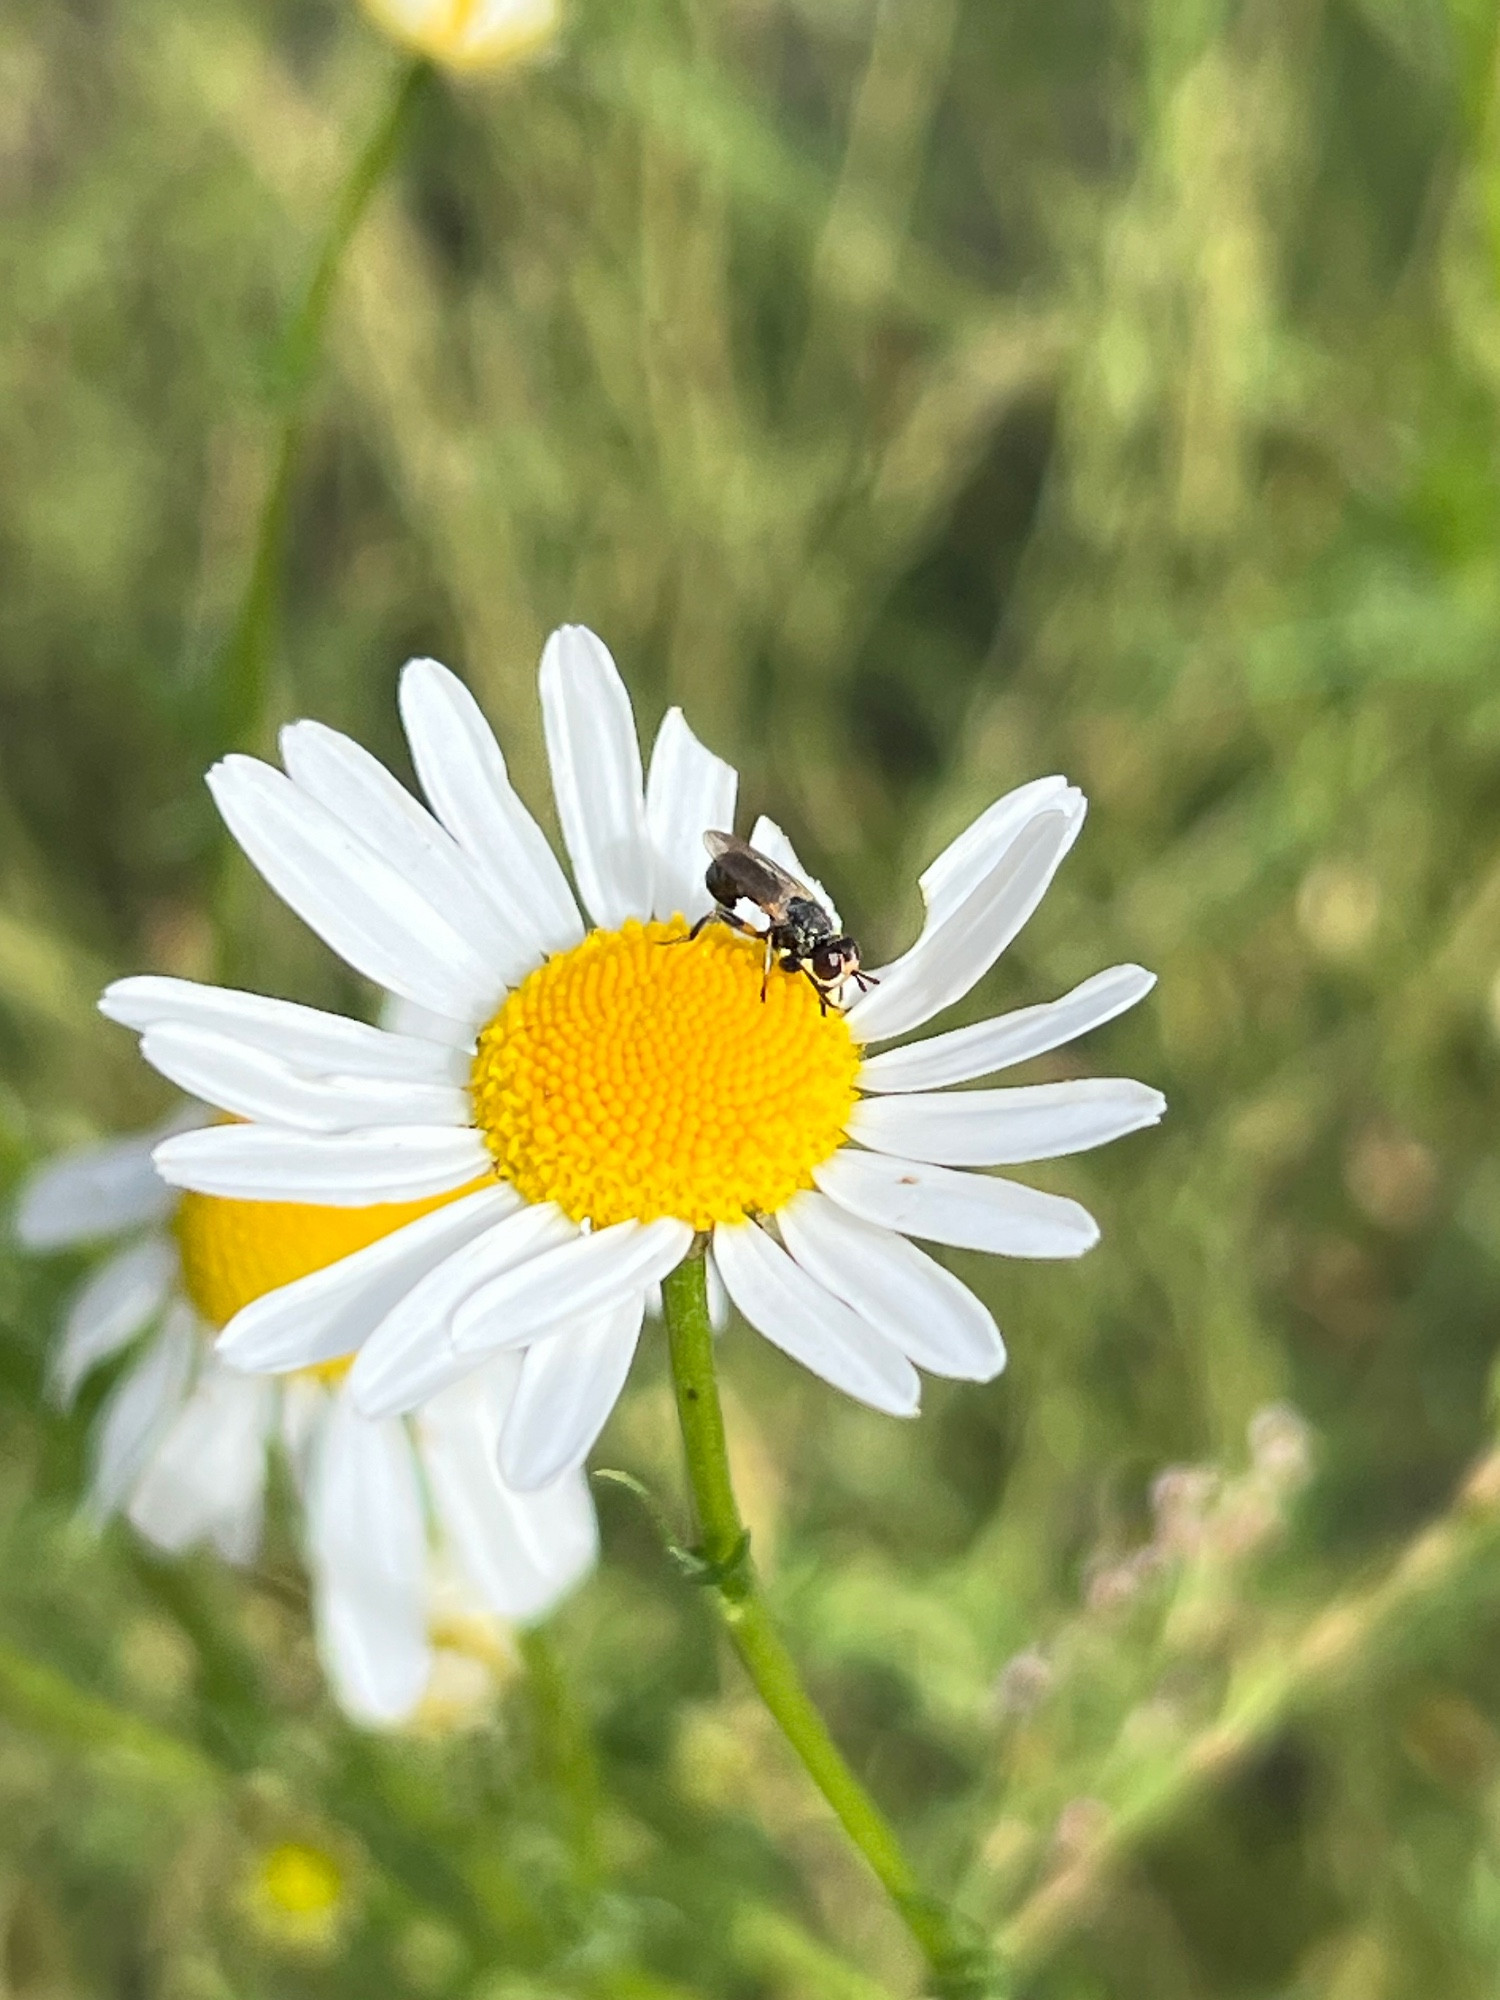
[659,907,745,948]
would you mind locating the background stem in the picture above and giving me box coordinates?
[994,1445,1500,1980]
[216,56,432,753]
[661,1249,1003,1996]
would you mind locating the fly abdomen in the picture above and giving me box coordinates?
[705,855,744,909]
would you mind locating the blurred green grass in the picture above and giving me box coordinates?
[5,0,1500,1992]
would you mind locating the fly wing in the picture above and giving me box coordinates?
[702,830,804,916]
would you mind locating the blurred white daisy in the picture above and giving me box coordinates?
[13,1126,596,1724]
[359,0,558,72]
[100,626,1164,1492]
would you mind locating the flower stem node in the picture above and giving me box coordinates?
[672,1528,753,1601]
[922,1930,1012,2000]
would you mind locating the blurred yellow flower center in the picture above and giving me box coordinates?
[471,918,860,1230]
[360,0,558,73]
[175,1185,470,1380]
[258,1841,343,1917]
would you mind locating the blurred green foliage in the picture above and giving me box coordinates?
[4,0,1500,1992]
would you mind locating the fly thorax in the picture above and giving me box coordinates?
[783,900,833,953]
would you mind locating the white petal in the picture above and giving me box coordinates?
[350,1202,578,1417]
[814,1149,1098,1258]
[847,1078,1167,1167]
[378,993,479,1053]
[706,1254,729,1333]
[14,1134,173,1248]
[86,1306,197,1522]
[101,975,468,1083]
[710,1221,920,1415]
[858,965,1157,1093]
[207,755,498,1022]
[211,1498,265,1564]
[498,1292,645,1490]
[420,1361,599,1621]
[917,777,1078,927]
[646,708,737,923]
[776,1193,1004,1381]
[748,815,839,928]
[153,1123,489,1205]
[372,0,556,50]
[280,719,537,989]
[470,1467,598,1622]
[217,1183,521,1373]
[280,1375,326,1490]
[138,1024,469,1134]
[399,657,583,957]
[450,1216,693,1355]
[306,1393,430,1725]
[125,1363,273,1561]
[51,1236,176,1408]
[848,810,1078,1044]
[539,626,653,928]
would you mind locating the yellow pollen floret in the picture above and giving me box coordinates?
[470,918,861,1231]
[175,1183,474,1383]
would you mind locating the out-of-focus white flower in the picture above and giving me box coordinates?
[359,0,559,73]
[14,1123,596,1726]
[103,625,1164,1493]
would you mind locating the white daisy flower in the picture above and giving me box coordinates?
[100,625,1164,1492]
[359,0,559,72]
[13,1123,597,1725]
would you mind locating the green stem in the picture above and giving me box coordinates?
[518,1624,604,1885]
[0,1637,218,1794]
[216,56,432,753]
[660,1249,1004,1998]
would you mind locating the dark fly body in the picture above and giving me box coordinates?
[682,831,876,1013]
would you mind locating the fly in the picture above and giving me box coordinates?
[680,830,876,1013]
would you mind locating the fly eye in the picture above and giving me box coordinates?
[810,943,847,984]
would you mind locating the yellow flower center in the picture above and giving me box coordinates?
[175,1184,473,1380]
[470,918,860,1231]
